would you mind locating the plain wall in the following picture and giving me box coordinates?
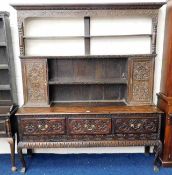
[0,0,167,154]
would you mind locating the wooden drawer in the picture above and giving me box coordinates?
[113,117,159,134]
[68,118,111,135]
[20,118,66,136]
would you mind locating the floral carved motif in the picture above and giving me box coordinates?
[133,61,151,80]
[133,81,150,101]
[114,118,158,133]
[68,118,111,135]
[23,60,48,105]
[130,59,153,103]
[21,119,65,135]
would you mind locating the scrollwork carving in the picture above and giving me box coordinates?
[22,59,48,106]
[133,61,151,80]
[21,118,65,135]
[114,118,158,133]
[68,119,111,135]
[129,59,154,104]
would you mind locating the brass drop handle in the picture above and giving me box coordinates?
[130,123,141,130]
[84,124,96,131]
[38,124,48,131]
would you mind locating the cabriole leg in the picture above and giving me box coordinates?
[18,147,26,173]
[8,137,17,172]
[153,142,162,173]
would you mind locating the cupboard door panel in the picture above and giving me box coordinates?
[22,59,49,107]
[128,58,154,105]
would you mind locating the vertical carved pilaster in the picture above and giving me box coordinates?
[128,57,154,105]
[18,22,25,56]
[151,17,158,54]
[22,59,49,107]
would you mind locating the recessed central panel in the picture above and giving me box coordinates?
[49,58,128,104]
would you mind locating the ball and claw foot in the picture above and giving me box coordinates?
[154,165,160,173]
[11,166,17,172]
[20,167,26,173]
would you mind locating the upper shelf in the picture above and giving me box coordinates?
[0,85,11,90]
[20,54,156,59]
[0,64,8,69]
[11,2,166,10]
[23,34,152,40]
[0,42,6,47]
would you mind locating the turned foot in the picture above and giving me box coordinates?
[154,165,160,173]
[20,167,26,173]
[11,166,17,172]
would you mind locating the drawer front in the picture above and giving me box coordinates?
[0,120,7,135]
[68,118,111,135]
[20,118,66,136]
[114,117,159,134]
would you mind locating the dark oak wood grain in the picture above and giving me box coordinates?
[157,0,172,167]
[12,2,165,172]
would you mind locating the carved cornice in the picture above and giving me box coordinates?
[11,3,165,10]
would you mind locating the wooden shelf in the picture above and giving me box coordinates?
[0,42,6,46]
[0,85,11,90]
[20,54,156,59]
[49,78,128,85]
[51,99,127,106]
[0,64,8,69]
[23,34,152,40]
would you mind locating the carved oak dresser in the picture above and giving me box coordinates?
[0,12,18,172]
[12,2,165,173]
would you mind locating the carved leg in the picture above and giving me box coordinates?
[18,148,26,173]
[144,146,150,156]
[27,149,33,157]
[153,141,162,173]
[8,137,17,172]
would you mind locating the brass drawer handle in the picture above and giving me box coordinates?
[38,124,48,131]
[130,123,141,130]
[84,124,96,131]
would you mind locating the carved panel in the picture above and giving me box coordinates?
[114,117,158,133]
[21,118,65,135]
[68,118,111,135]
[128,58,154,104]
[22,59,49,107]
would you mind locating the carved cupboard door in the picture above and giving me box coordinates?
[22,59,49,107]
[128,57,154,105]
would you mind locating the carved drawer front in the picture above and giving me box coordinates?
[21,118,65,135]
[114,117,158,134]
[68,118,111,135]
